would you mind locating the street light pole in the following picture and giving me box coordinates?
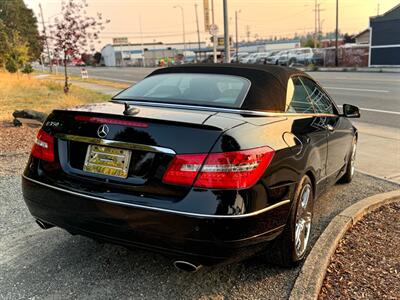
[211,0,217,63]
[223,0,230,63]
[335,0,339,66]
[194,3,201,60]
[235,10,240,63]
[174,5,186,55]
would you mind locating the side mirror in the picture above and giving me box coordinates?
[342,104,360,118]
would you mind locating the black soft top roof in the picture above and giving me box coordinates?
[147,64,310,112]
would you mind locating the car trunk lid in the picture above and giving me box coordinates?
[39,102,246,200]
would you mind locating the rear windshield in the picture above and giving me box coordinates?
[113,73,251,108]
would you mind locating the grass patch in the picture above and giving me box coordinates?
[0,71,110,121]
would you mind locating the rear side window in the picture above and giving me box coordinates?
[300,77,335,114]
[286,77,315,113]
[113,73,250,108]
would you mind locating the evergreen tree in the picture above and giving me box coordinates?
[0,0,42,60]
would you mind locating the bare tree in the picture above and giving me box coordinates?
[49,0,109,93]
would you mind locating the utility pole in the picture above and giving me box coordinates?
[223,0,230,63]
[174,5,186,55]
[317,3,320,41]
[139,15,145,67]
[235,10,240,62]
[211,0,217,63]
[335,0,339,66]
[194,3,201,59]
[39,3,52,73]
[377,2,380,15]
[246,25,251,43]
[317,4,325,43]
[314,0,317,48]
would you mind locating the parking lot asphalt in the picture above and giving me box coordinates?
[0,164,398,299]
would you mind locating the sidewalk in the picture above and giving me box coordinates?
[67,80,121,96]
[353,121,400,183]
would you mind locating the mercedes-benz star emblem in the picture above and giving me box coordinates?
[97,124,109,138]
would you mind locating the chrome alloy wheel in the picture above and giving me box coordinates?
[350,140,357,177]
[294,184,312,258]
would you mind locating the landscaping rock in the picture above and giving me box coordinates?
[12,109,48,123]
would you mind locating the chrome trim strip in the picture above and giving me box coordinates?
[22,175,291,219]
[54,133,176,155]
[110,100,337,118]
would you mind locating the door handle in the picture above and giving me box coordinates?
[326,124,334,132]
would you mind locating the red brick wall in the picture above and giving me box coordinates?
[324,46,369,67]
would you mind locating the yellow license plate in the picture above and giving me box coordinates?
[83,145,132,178]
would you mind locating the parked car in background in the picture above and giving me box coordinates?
[265,51,283,65]
[241,53,258,63]
[277,50,290,65]
[279,48,324,66]
[230,52,249,63]
[252,52,272,64]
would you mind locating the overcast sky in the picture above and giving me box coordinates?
[25,0,399,49]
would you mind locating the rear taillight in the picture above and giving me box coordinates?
[162,154,207,186]
[162,146,274,189]
[31,129,55,162]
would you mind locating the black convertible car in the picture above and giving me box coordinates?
[22,64,359,271]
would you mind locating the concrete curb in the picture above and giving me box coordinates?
[356,170,400,186]
[289,189,400,300]
[301,67,400,73]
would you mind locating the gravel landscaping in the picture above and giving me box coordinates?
[319,201,400,300]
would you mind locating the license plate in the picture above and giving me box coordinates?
[83,145,132,178]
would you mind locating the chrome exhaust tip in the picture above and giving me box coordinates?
[173,260,202,272]
[35,219,54,230]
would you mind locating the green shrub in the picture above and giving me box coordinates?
[5,58,18,73]
[21,63,33,74]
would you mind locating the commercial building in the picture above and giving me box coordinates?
[236,39,301,53]
[101,41,207,67]
[369,4,400,67]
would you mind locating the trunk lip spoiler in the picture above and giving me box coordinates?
[54,133,176,155]
[110,100,274,117]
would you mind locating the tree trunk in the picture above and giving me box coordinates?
[63,52,69,94]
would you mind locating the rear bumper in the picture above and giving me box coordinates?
[22,175,289,265]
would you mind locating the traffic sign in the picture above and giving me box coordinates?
[209,24,219,35]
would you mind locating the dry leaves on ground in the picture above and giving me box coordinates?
[0,122,38,155]
[319,202,400,299]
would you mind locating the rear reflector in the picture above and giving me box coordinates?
[162,146,275,189]
[31,129,55,162]
[75,115,148,128]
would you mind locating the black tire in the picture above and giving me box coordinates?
[337,137,357,184]
[269,175,314,267]
[288,58,296,66]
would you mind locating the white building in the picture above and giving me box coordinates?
[101,41,207,67]
[237,39,301,53]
